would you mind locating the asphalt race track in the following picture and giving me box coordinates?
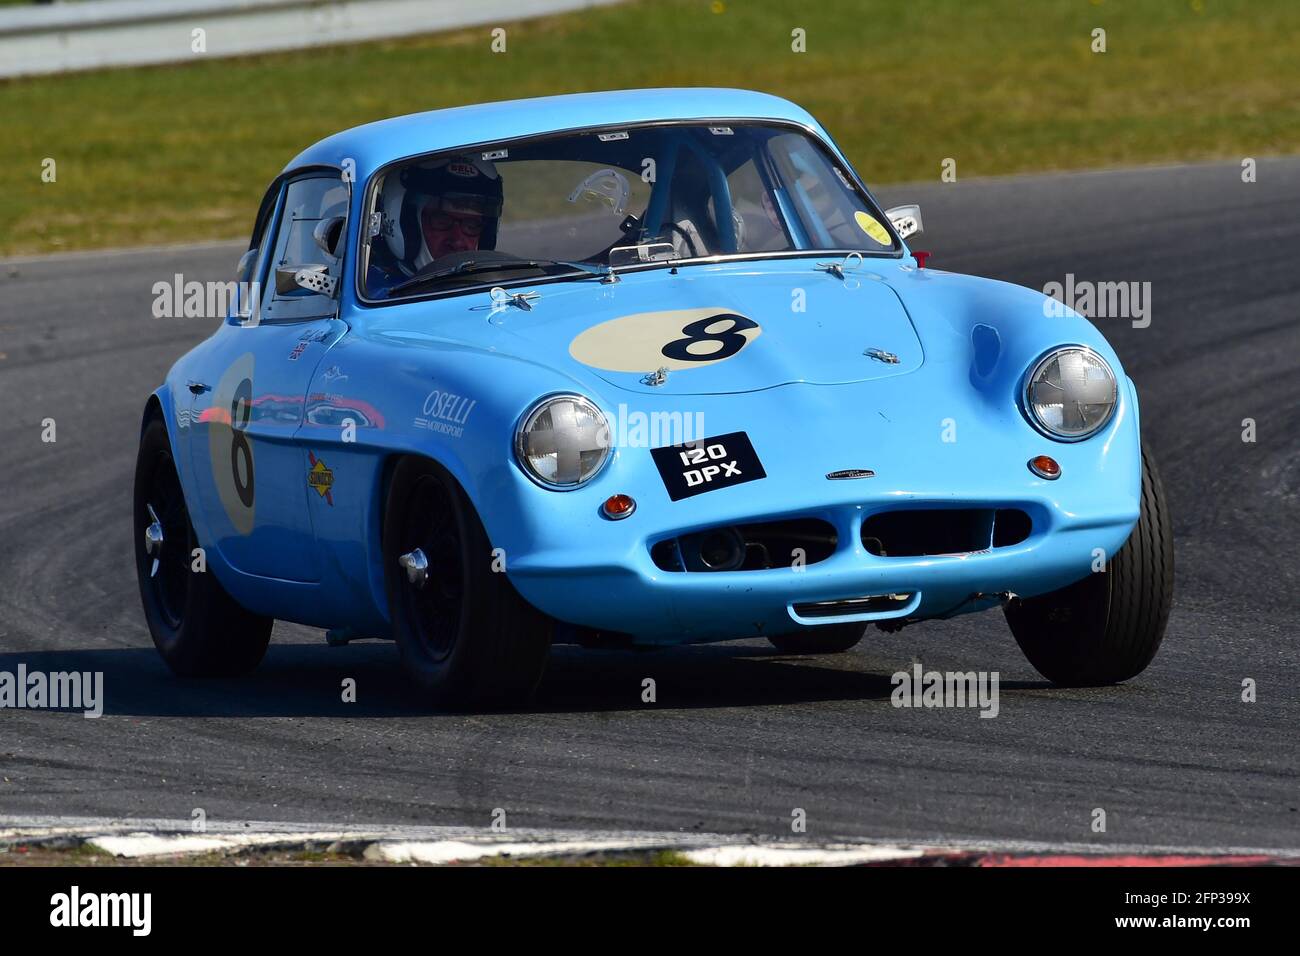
[0,159,1296,849]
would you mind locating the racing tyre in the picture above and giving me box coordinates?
[134,417,272,677]
[384,456,553,707]
[1005,445,1173,685]
[767,624,864,654]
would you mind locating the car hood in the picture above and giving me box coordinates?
[485,259,924,395]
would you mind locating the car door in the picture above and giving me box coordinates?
[187,171,349,582]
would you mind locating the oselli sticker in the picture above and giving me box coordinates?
[854,210,892,246]
[569,308,761,373]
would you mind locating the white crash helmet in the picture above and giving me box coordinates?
[380,154,503,270]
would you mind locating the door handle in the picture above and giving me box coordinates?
[187,381,210,395]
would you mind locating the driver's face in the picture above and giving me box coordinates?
[421,204,484,259]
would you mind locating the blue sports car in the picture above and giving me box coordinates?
[134,88,1173,705]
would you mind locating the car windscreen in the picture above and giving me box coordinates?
[361,121,899,302]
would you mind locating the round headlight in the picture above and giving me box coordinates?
[1024,347,1117,440]
[515,394,611,489]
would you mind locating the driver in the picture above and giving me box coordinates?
[373,155,504,287]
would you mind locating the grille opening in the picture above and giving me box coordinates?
[651,518,837,572]
[992,508,1033,548]
[861,508,1032,557]
[650,539,685,572]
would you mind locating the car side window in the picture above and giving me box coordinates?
[260,174,349,323]
[233,187,280,322]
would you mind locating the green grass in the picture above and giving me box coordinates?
[2,0,1298,255]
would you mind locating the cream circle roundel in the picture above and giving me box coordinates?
[208,352,257,536]
[569,308,762,373]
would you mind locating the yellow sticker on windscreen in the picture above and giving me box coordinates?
[855,210,891,246]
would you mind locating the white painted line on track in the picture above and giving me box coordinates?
[369,838,680,865]
[683,844,926,867]
[2,817,1297,865]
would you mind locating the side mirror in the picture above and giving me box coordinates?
[884,204,923,240]
[275,263,337,298]
[235,247,258,283]
[313,216,346,260]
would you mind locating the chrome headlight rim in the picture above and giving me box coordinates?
[513,392,612,490]
[1021,345,1118,443]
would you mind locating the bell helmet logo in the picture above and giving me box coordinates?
[447,161,479,178]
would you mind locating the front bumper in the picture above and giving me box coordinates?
[508,495,1136,644]
[499,383,1141,644]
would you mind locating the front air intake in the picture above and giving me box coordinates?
[650,518,837,572]
[860,508,1032,557]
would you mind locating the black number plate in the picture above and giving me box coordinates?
[650,431,766,501]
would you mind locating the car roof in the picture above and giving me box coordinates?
[284,88,827,179]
